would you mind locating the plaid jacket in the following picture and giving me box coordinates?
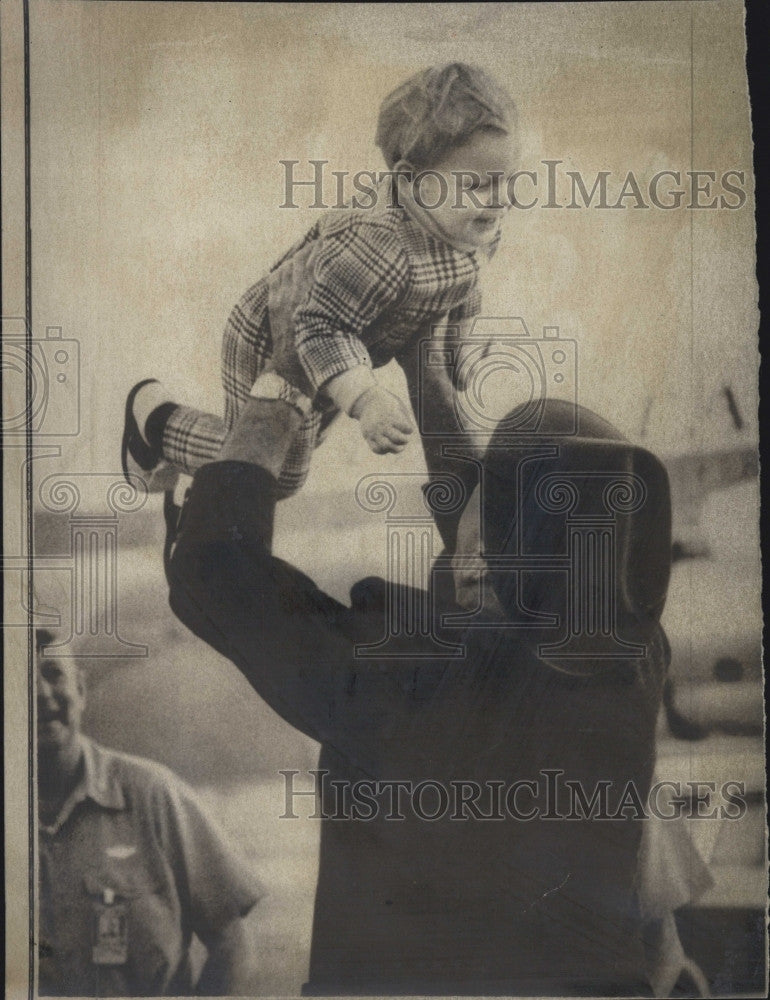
[224,205,499,407]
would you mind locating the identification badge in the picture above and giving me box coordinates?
[91,889,128,965]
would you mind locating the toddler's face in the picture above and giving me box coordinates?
[412,129,518,249]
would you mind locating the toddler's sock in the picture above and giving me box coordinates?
[133,381,177,448]
[145,402,179,452]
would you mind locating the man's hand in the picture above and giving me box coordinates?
[217,397,304,474]
[195,914,260,996]
[351,385,415,454]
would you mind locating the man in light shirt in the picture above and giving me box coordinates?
[36,630,265,996]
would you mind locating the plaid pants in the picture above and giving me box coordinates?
[161,278,334,497]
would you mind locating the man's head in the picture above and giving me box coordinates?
[36,630,86,755]
[480,402,672,664]
[448,402,672,672]
[376,63,519,249]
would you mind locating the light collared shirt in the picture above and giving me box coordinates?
[38,737,263,996]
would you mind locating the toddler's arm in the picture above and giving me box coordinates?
[268,233,415,455]
[293,220,409,388]
[318,363,414,454]
[285,220,415,454]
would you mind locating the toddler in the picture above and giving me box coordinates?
[122,63,518,499]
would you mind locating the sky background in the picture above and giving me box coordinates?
[26,0,757,476]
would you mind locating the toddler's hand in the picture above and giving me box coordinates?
[352,386,415,454]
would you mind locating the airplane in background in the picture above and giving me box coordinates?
[652,384,762,741]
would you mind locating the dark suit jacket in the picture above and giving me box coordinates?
[168,459,666,996]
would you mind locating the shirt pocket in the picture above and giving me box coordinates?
[84,862,157,901]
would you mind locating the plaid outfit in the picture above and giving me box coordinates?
[162,205,496,496]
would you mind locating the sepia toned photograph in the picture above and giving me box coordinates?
[2,2,766,997]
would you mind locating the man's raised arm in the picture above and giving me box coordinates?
[167,399,358,745]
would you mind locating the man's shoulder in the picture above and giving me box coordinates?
[86,738,190,805]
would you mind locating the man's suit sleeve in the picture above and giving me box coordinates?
[167,461,359,746]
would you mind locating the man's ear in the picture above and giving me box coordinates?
[76,667,87,707]
[391,159,415,184]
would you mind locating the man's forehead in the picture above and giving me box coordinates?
[38,654,75,675]
[35,628,56,654]
[36,643,82,681]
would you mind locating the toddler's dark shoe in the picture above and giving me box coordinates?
[121,379,178,493]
